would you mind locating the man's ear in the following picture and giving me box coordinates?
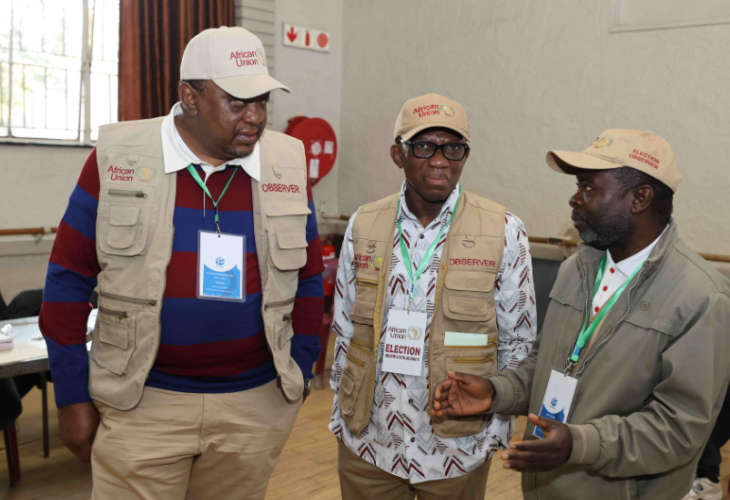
[391,144,405,169]
[631,185,654,215]
[178,83,199,117]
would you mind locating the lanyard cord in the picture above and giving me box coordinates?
[569,254,647,365]
[186,165,238,235]
[397,185,462,312]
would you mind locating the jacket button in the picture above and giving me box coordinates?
[640,301,651,311]
[410,437,415,443]
[419,234,425,239]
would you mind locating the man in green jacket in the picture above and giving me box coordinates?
[432,129,730,500]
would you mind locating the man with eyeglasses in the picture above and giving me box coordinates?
[328,94,536,499]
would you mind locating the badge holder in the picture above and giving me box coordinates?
[197,230,246,302]
[534,367,580,438]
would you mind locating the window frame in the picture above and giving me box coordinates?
[0,0,119,146]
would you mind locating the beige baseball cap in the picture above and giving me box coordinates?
[180,26,290,99]
[546,129,682,192]
[394,93,469,143]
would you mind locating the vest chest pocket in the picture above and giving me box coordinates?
[98,186,155,256]
[90,306,137,376]
[268,227,308,271]
[442,270,495,323]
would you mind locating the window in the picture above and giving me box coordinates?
[0,0,119,143]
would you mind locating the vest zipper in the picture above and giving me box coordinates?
[350,339,374,352]
[98,307,128,320]
[450,355,494,364]
[355,279,378,287]
[108,189,148,199]
[345,352,366,368]
[99,290,157,307]
[264,297,296,310]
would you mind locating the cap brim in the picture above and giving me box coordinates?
[399,123,470,143]
[546,150,621,174]
[213,74,291,99]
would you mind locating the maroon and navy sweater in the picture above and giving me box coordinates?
[39,148,324,407]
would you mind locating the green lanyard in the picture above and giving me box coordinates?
[397,184,462,310]
[186,165,238,234]
[569,254,646,364]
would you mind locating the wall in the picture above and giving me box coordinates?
[338,0,730,255]
[272,0,343,235]
[0,144,92,300]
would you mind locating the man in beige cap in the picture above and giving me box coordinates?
[432,129,730,499]
[39,27,324,499]
[328,93,536,499]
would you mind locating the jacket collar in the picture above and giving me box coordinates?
[577,218,678,284]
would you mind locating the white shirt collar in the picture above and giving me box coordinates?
[607,225,669,277]
[398,181,461,230]
[161,102,261,181]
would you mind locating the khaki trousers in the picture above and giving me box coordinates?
[90,380,301,500]
[337,440,491,500]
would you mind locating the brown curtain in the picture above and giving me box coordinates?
[118,0,235,121]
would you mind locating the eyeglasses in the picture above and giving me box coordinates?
[404,141,470,161]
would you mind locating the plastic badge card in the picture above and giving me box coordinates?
[534,368,579,438]
[381,309,427,377]
[198,231,245,302]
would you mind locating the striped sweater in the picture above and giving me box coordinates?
[40,148,324,407]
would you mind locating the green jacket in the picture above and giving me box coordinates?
[489,220,730,500]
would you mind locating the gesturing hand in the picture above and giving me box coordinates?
[432,371,495,417]
[501,414,573,472]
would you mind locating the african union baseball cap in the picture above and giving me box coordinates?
[546,129,682,192]
[394,94,470,143]
[180,26,290,99]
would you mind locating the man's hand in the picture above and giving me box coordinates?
[432,371,495,417]
[58,402,100,463]
[501,414,573,472]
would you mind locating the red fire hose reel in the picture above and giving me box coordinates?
[284,116,337,186]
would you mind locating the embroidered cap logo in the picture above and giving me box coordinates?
[593,137,614,149]
[440,105,455,117]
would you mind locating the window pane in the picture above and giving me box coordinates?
[0,0,117,142]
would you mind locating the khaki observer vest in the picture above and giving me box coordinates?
[338,191,506,438]
[89,117,311,410]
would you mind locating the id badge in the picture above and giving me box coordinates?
[197,230,245,302]
[534,368,580,438]
[381,309,427,377]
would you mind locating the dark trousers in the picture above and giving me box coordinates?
[697,387,730,482]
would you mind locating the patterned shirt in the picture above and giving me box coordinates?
[329,182,536,484]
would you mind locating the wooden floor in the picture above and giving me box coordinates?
[2,377,730,500]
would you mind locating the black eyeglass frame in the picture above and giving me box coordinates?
[402,140,470,161]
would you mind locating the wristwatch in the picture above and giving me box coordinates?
[303,378,313,398]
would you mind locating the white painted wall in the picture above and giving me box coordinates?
[0,144,91,301]
[272,0,343,235]
[337,0,730,255]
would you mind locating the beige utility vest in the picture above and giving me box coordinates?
[89,117,311,410]
[338,191,506,438]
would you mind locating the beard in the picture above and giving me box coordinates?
[576,210,632,250]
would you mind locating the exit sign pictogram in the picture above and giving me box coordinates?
[282,23,330,52]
